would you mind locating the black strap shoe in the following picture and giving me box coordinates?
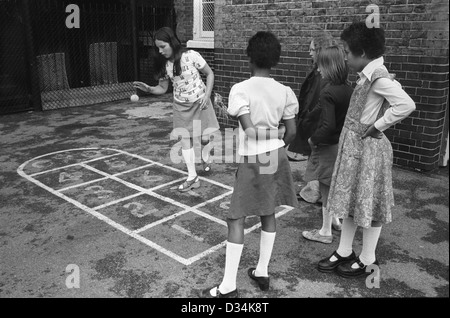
[248,268,270,291]
[318,250,356,273]
[336,257,379,278]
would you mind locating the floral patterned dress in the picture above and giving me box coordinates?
[327,68,395,228]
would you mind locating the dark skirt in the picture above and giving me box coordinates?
[228,147,298,219]
[304,143,338,186]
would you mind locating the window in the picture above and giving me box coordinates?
[187,0,214,49]
[200,0,214,36]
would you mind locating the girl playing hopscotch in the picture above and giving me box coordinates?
[133,27,220,192]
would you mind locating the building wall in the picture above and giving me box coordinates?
[212,0,449,172]
[174,0,215,82]
[174,0,193,44]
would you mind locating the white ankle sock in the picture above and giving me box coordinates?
[332,216,341,227]
[218,241,244,295]
[330,218,357,261]
[202,145,211,163]
[319,207,332,236]
[201,137,212,162]
[255,231,276,277]
[358,226,382,267]
[181,148,197,181]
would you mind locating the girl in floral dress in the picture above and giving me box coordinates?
[318,22,416,277]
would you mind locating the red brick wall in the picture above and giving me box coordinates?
[212,0,449,172]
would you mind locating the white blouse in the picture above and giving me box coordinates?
[227,77,299,156]
[357,57,416,132]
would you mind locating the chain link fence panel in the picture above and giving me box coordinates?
[1,0,175,114]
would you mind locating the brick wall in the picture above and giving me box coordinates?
[174,1,221,123]
[174,1,215,80]
[174,0,193,44]
[212,0,449,172]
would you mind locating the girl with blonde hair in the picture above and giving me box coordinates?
[302,45,354,244]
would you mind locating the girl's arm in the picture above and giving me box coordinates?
[309,91,335,146]
[133,79,170,95]
[238,114,281,141]
[362,77,416,139]
[282,118,296,146]
[198,63,214,110]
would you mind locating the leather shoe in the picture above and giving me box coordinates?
[336,257,379,278]
[198,286,239,298]
[248,268,270,291]
[318,250,356,273]
[303,229,332,244]
[178,176,200,192]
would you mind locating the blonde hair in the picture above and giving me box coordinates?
[312,31,338,66]
[317,45,349,85]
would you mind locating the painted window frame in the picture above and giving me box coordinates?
[187,0,214,49]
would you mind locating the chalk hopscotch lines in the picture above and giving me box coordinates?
[18,148,294,265]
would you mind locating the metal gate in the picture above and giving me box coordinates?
[0,0,175,115]
[0,0,35,115]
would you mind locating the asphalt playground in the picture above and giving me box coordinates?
[0,93,448,299]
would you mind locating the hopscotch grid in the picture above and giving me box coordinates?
[112,163,156,177]
[18,148,296,266]
[32,147,233,193]
[80,163,234,224]
[118,150,234,191]
[29,153,122,177]
[17,168,190,265]
[92,192,145,211]
[91,177,188,211]
[133,190,233,234]
[58,164,186,194]
[58,163,157,193]
[58,176,110,192]
[133,209,192,233]
[80,155,233,197]
[79,162,233,233]
[171,224,204,242]
[191,190,233,210]
[80,163,197,211]
[148,177,187,191]
[185,206,295,265]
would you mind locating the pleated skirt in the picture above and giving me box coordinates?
[304,143,338,186]
[228,147,298,219]
[172,98,220,138]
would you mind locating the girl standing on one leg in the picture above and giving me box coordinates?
[301,45,353,244]
[133,27,220,192]
[318,22,416,277]
[200,31,299,298]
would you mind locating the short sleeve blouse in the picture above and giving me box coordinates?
[164,50,207,103]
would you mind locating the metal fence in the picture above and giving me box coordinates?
[0,0,175,114]
[1,0,34,114]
